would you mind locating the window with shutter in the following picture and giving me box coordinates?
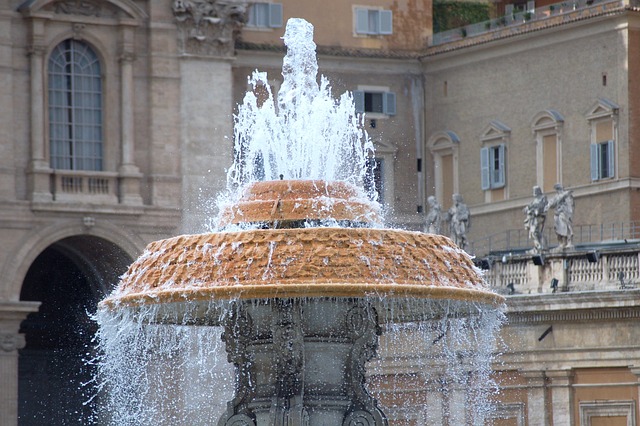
[247,2,283,28]
[480,144,506,190]
[353,90,396,116]
[591,140,615,180]
[354,8,393,35]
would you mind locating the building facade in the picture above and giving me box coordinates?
[423,0,640,424]
[3,0,640,424]
[1,0,427,424]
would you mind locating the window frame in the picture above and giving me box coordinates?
[586,98,619,183]
[354,7,393,35]
[353,89,396,117]
[246,2,283,29]
[47,39,104,172]
[427,130,460,207]
[532,110,564,192]
[479,120,510,201]
[480,144,506,190]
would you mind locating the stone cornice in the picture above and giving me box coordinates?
[504,290,640,323]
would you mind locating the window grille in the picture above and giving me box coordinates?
[48,39,103,171]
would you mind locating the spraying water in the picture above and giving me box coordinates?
[93,18,505,426]
[228,19,374,192]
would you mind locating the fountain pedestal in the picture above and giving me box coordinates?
[219,298,387,426]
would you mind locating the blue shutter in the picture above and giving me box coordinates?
[379,10,393,35]
[590,143,599,181]
[269,3,283,28]
[383,92,396,115]
[493,144,506,188]
[481,147,490,190]
[607,140,615,178]
[355,8,369,34]
[353,90,365,113]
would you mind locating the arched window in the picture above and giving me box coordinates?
[48,40,103,171]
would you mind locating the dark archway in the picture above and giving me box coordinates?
[18,235,132,425]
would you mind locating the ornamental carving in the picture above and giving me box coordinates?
[172,0,248,57]
[50,0,118,18]
[0,333,25,352]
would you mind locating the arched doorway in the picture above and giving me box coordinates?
[18,235,132,425]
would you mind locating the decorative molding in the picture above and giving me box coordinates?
[488,402,526,426]
[0,333,26,353]
[53,0,103,17]
[507,306,640,324]
[172,0,248,57]
[579,400,636,426]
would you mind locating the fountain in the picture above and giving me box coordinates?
[95,19,505,426]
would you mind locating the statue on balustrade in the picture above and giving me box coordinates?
[447,193,470,250]
[547,183,574,251]
[424,196,443,235]
[523,186,547,253]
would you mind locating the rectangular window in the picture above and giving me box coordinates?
[590,140,614,180]
[247,3,283,28]
[355,8,393,35]
[354,91,396,115]
[480,144,506,190]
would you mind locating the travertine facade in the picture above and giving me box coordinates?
[3,0,640,424]
[1,1,427,423]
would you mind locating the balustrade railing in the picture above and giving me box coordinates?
[470,221,640,257]
[431,0,624,46]
[51,170,119,203]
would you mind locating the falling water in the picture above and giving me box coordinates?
[93,18,505,426]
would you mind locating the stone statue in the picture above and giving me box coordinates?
[523,186,547,253]
[424,196,443,234]
[547,183,574,251]
[447,193,470,250]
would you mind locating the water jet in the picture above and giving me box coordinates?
[95,18,504,425]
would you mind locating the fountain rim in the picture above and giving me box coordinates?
[99,284,505,310]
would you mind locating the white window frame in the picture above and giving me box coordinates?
[354,7,393,35]
[586,98,619,183]
[353,86,396,117]
[246,2,283,29]
[532,109,564,191]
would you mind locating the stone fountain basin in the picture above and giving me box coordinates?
[100,227,504,325]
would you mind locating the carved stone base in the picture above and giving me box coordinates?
[219,298,388,426]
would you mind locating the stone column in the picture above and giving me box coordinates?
[547,369,574,425]
[522,370,549,425]
[26,20,53,202]
[0,302,41,426]
[172,0,248,233]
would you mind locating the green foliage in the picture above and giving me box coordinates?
[433,1,491,33]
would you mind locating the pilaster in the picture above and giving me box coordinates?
[0,302,41,426]
[547,369,574,426]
